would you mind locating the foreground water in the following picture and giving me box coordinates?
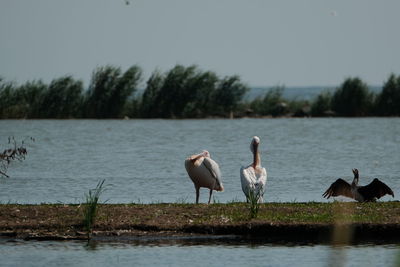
[0,238,398,267]
[0,118,399,204]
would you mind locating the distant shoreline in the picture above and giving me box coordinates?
[1,202,399,244]
[1,66,399,119]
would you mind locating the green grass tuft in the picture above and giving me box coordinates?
[247,188,262,219]
[83,180,106,237]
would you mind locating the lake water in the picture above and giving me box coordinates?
[0,118,398,204]
[0,238,399,267]
[1,118,399,266]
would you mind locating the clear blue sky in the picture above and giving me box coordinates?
[1,0,400,87]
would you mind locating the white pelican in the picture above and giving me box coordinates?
[240,136,267,203]
[323,168,394,202]
[184,150,224,204]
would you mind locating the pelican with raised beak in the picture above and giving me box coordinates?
[240,136,267,203]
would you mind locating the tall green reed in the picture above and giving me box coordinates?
[83,180,106,237]
[247,188,262,219]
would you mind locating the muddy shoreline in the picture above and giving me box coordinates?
[1,202,399,244]
[2,223,399,245]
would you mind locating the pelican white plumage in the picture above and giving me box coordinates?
[185,150,224,204]
[240,136,267,203]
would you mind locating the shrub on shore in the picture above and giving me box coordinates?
[0,137,33,177]
[331,77,374,117]
[375,73,400,116]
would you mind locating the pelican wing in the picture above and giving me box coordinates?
[254,167,267,197]
[240,166,253,198]
[358,178,394,200]
[202,157,219,179]
[256,167,267,189]
[322,178,353,199]
[202,157,223,191]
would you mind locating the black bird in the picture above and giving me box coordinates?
[323,168,394,202]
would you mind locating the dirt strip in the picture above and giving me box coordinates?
[0,202,399,243]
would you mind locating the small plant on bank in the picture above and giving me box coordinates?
[83,180,106,238]
[247,188,263,219]
[0,136,34,178]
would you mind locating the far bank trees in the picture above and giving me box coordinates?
[1,66,400,118]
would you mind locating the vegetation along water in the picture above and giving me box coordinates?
[1,64,400,119]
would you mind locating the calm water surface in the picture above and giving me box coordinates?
[0,118,399,204]
[0,239,398,267]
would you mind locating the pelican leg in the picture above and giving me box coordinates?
[195,187,200,204]
[208,189,213,204]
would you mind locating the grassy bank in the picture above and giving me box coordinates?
[0,202,399,243]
